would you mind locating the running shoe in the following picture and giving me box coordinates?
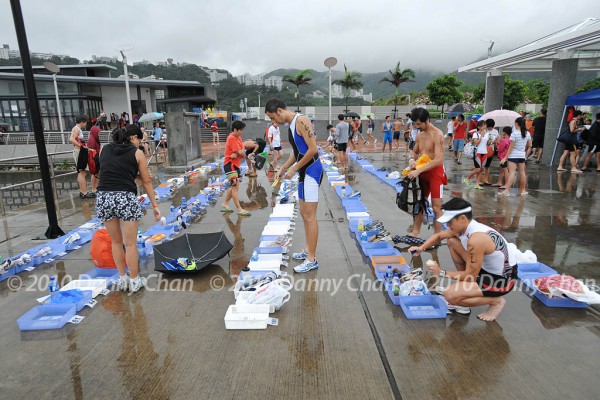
[115,275,129,291]
[447,303,471,315]
[129,276,146,293]
[293,258,319,273]
[292,250,308,260]
[463,178,472,187]
[374,139,378,144]
[347,191,361,198]
[0,259,13,274]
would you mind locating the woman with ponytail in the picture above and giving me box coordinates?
[499,117,532,197]
[96,125,161,292]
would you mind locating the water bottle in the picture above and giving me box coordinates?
[358,219,364,232]
[243,273,252,289]
[137,229,145,253]
[250,250,258,262]
[392,273,400,296]
[49,276,60,293]
[386,265,393,282]
[181,196,187,209]
[170,203,175,213]
[361,231,368,243]
[341,186,346,197]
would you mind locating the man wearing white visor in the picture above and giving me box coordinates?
[408,198,516,321]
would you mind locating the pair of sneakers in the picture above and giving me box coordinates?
[291,250,319,273]
[63,232,81,245]
[433,286,471,315]
[34,247,53,258]
[115,275,146,293]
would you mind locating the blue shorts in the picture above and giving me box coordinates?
[383,132,393,144]
[453,139,465,152]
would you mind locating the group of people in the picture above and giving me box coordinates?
[556,109,600,173]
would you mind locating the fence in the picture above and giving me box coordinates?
[0,151,78,216]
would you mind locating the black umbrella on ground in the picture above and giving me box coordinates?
[153,232,233,273]
[446,103,475,113]
[344,112,361,119]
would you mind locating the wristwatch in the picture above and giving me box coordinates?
[439,270,446,278]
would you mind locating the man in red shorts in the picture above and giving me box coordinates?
[407,107,447,236]
[221,120,251,216]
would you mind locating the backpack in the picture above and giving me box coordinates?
[87,148,100,176]
[396,177,427,216]
[463,141,475,159]
[90,229,117,269]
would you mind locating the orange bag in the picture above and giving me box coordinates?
[90,229,117,269]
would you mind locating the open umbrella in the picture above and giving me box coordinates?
[153,232,233,273]
[139,112,164,123]
[479,109,520,127]
[344,112,360,119]
[446,103,475,113]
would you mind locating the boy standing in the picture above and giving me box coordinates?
[221,120,251,216]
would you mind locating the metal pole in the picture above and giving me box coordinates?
[48,154,58,201]
[257,92,261,121]
[9,0,64,238]
[0,190,5,217]
[328,67,332,124]
[52,73,64,132]
[121,52,133,120]
[550,105,568,166]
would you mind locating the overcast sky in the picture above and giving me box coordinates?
[0,0,597,76]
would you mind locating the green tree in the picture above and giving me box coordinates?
[471,76,527,110]
[282,69,312,111]
[525,79,550,106]
[425,74,463,115]
[378,62,415,118]
[333,64,363,112]
[577,77,600,93]
[502,75,527,110]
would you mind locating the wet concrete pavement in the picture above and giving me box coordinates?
[1,143,600,399]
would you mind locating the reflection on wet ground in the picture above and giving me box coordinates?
[1,145,600,399]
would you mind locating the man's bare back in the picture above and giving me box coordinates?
[393,120,403,131]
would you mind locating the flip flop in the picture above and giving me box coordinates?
[220,207,233,213]
[491,184,501,187]
[238,210,252,216]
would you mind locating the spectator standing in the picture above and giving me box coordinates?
[211,121,219,145]
[453,114,467,164]
[268,121,282,171]
[500,117,531,197]
[529,109,546,164]
[581,113,600,172]
[481,119,499,185]
[366,116,376,145]
[445,116,455,151]
[69,116,95,199]
[335,114,350,170]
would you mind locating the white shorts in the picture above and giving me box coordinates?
[367,128,373,134]
[299,175,319,202]
[212,132,218,138]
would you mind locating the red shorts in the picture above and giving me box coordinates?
[420,165,447,199]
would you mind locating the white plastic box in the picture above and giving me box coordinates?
[224,304,272,330]
[60,279,107,298]
[247,258,282,272]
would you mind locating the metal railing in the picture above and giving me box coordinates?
[0,131,113,145]
[0,150,77,216]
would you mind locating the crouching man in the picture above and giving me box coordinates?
[409,198,516,321]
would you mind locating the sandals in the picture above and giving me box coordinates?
[491,184,501,187]
[238,210,252,216]
[220,207,234,213]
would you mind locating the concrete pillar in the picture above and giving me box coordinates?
[542,58,579,165]
[165,111,202,166]
[484,71,504,113]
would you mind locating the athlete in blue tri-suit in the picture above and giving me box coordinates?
[266,99,322,273]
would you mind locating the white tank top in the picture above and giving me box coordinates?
[460,220,511,276]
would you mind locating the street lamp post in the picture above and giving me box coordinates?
[43,62,64,132]
[324,57,337,124]
[255,90,261,122]
[119,50,133,120]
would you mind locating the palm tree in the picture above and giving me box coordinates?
[379,62,415,118]
[333,64,363,113]
[282,69,312,112]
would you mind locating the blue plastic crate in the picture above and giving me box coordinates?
[361,241,391,252]
[520,272,555,291]
[354,230,380,241]
[344,204,368,212]
[533,290,588,309]
[269,216,292,222]
[80,268,120,286]
[49,289,93,312]
[366,247,401,257]
[0,266,17,282]
[517,263,558,279]
[375,264,411,282]
[399,295,448,319]
[17,303,76,331]
[259,235,284,243]
[255,247,286,255]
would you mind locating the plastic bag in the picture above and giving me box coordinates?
[463,142,475,159]
[550,282,600,304]
[507,243,537,266]
[246,278,291,310]
[399,279,430,296]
